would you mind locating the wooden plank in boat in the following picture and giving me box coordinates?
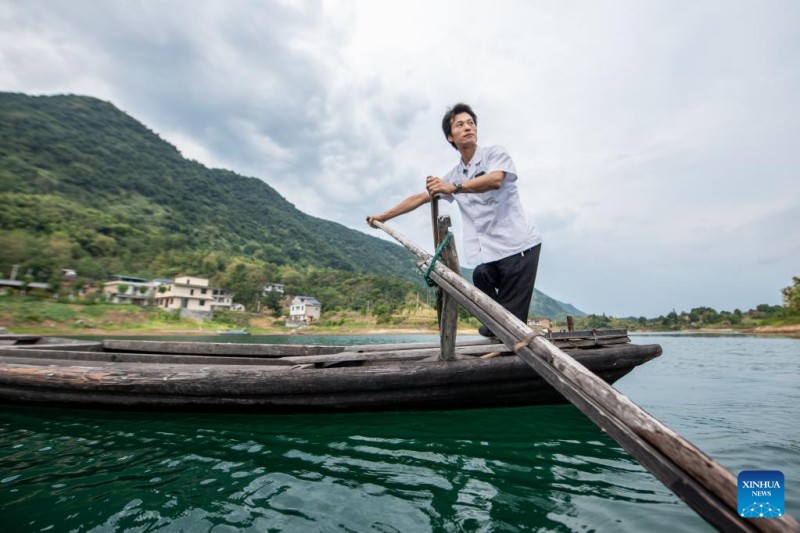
[103,339,501,358]
[550,336,630,349]
[546,329,628,340]
[103,340,345,357]
[347,338,498,352]
[0,345,502,367]
[1,337,631,368]
[348,333,628,353]
[0,334,42,345]
[11,341,104,352]
[95,331,628,359]
[0,348,296,366]
[0,344,499,366]
[281,349,442,365]
[281,344,522,364]
[279,341,648,366]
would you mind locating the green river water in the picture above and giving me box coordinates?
[1,333,798,532]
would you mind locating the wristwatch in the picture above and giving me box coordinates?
[454,182,463,194]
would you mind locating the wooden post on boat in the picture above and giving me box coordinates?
[430,194,443,327]
[435,215,461,361]
[372,219,798,533]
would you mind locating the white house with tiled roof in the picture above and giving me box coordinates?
[289,296,321,324]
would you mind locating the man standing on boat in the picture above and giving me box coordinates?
[367,103,542,337]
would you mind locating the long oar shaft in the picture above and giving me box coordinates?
[372,220,797,533]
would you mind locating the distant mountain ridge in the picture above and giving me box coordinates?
[0,91,584,319]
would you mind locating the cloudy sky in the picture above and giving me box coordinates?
[1,0,798,317]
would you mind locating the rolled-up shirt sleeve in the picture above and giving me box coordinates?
[486,145,517,183]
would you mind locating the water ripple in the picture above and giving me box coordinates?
[3,334,798,531]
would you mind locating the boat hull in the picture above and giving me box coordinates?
[0,333,661,412]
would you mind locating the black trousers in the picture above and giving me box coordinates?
[472,244,541,323]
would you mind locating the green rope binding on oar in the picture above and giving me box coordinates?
[421,232,453,287]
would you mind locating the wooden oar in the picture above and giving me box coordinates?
[372,219,797,533]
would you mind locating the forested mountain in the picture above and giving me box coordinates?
[0,92,416,279]
[0,92,583,318]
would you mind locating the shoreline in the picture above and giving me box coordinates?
[5,327,447,337]
[7,323,800,338]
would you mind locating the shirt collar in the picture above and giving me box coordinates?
[458,146,483,173]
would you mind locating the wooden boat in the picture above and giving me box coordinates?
[0,330,660,412]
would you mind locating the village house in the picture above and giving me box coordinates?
[0,265,50,295]
[528,318,552,331]
[287,296,321,327]
[102,273,242,315]
[0,279,51,295]
[61,269,77,285]
[155,276,215,319]
[211,288,234,310]
[263,282,285,295]
[102,275,164,305]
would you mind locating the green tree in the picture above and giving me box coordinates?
[579,314,611,329]
[263,291,283,317]
[782,276,800,313]
[666,310,679,330]
[219,259,269,311]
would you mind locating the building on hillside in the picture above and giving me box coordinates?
[0,280,51,295]
[0,265,50,294]
[527,318,552,331]
[211,288,235,311]
[103,275,164,305]
[59,269,78,294]
[286,296,321,327]
[263,283,285,295]
[155,276,214,319]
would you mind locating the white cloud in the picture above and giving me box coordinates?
[1,0,798,316]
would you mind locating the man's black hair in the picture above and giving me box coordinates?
[441,103,477,150]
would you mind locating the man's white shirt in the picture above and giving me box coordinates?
[442,145,542,264]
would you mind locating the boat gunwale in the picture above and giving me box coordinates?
[0,343,662,393]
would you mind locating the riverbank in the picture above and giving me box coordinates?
[7,323,800,339]
[751,323,800,335]
[2,296,798,338]
[0,297,446,337]
[5,326,446,337]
